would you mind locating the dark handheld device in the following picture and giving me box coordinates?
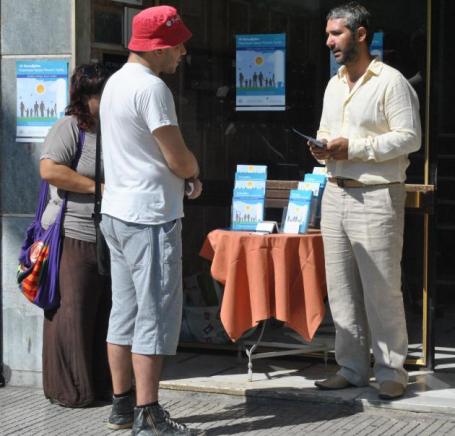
[292,128,326,148]
[185,180,195,196]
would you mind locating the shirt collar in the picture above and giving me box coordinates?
[337,56,383,81]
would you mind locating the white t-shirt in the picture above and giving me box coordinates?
[100,62,184,224]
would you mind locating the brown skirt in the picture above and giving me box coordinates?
[43,237,112,407]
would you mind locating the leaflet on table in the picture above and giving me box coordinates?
[235,172,267,181]
[304,173,327,227]
[234,166,267,196]
[282,190,312,234]
[312,166,327,176]
[231,197,265,230]
[236,164,267,175]
[233,179,266,198]
[304,172,327,189]
[298,181,321,228]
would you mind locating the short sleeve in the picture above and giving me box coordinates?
[40,116,79,165]
[137,82,178,134]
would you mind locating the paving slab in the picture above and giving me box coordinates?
[2,385,455,435]
[160,351,455,415]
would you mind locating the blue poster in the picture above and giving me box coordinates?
[330,32,384,77]
[370,32,384,60]
[236,33,286,111]
[16,60,69,142]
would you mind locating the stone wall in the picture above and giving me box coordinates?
[0,0,73,386]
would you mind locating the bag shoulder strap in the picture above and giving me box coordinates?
[61,128,85,204]
[71,129,85,170]
[93,80,109,226]
[36,128,85,220]
[94,121,102,225]
[56,128,86,222]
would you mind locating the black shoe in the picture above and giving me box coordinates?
[132,404,191,435]
[107,391,135,430]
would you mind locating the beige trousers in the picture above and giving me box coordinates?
[321,182,408,387]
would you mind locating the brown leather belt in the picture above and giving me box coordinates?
[328,177,401,188]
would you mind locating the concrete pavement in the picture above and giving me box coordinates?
[3,385,455,435]
[2,347,455,435]
[160,349,455,416]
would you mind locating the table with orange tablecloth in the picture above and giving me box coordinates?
[199,229,327,343]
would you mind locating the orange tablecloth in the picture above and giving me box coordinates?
[199,229,327,342]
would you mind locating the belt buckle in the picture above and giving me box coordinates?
[336,178,345,188]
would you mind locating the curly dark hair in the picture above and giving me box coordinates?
[65,63,109,131]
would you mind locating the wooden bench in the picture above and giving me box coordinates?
[265,180,435,212]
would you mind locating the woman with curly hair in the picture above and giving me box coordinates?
[40,63,112,407]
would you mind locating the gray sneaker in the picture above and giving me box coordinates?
[132,404,191,435]
[107,391,135,430]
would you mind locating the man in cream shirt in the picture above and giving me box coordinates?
[311,2,421,400]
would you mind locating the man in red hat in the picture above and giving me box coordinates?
[99,5,202,435]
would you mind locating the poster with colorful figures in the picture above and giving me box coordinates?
[235,33,286,111]
[16,60,69,142]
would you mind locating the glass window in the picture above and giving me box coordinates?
[161,0,429,352]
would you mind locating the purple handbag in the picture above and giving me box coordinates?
[17,131,84,310]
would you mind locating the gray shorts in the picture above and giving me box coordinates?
[100,215,183,355]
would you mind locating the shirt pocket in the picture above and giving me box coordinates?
[159,219,182,292]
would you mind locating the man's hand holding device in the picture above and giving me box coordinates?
[185,178,203,199]
[292,128,348,161]
[292,128,326,148]
[292,128,329,160]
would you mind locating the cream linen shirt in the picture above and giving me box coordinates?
[317,58,421,184]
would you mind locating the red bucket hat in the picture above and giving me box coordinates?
[128,5,192,52]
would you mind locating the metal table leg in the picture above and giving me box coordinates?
[242,320,330,381]
[244,320,268,382]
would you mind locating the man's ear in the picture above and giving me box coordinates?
[357,26,368,43]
